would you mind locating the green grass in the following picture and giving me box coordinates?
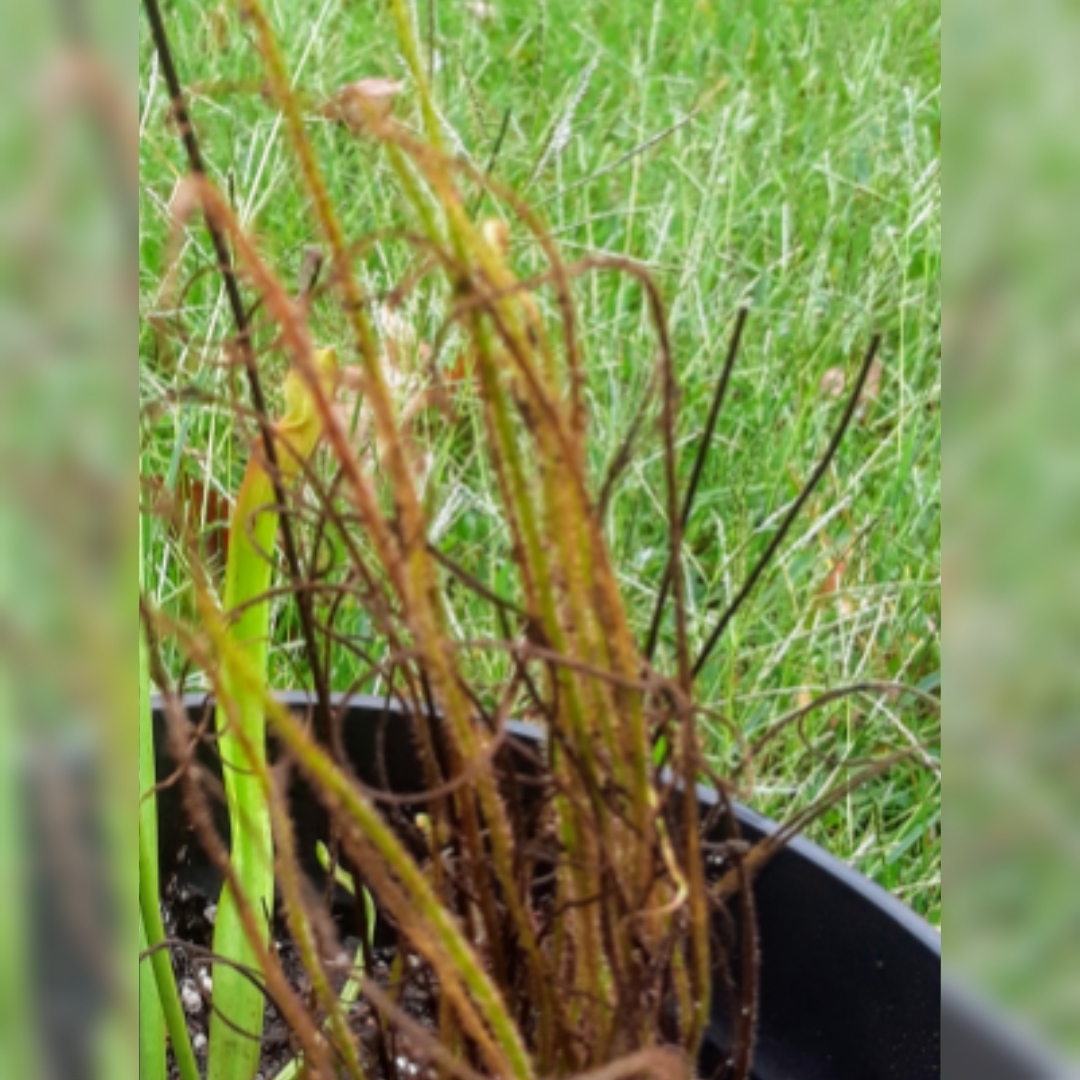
[139,0,940,920]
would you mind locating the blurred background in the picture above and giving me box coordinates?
[0,0,1077,1074]
[0,0,133,1076]
[947,0,1080,1071]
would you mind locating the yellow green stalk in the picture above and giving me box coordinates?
[208,349,337,1080]
[141,513,199,1080]
[237,0,557,1054]
[140,814,201,1080]
[274,846,376,1080]
[139,515,167,1080]
[196,604,533,1080]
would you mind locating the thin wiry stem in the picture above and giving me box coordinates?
[693,335,883,679]
[268,772,367,1080]
[426,0,437,83]
[645,308,748,661]
[470,106,513,218]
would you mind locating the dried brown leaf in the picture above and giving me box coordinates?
[819,366,847,399]
[324,77,404,131]
[857,358,884,421]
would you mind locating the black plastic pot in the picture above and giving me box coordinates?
[153,692,942,1080]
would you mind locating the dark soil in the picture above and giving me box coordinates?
[161,874,439,1080]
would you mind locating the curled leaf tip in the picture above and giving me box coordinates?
[277,347,339,471]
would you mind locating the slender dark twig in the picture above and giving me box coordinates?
[297,245,324,305]
[427,0,437,85]
[470,106,513,218]
[656,288,691,690]
[141,0,335,751]
[692,334,882,679]
[598,367,660,518]
[729,852,760,1080]
[645,308,748,661]
[534,107,704,210]
[427,543,531,622]
[142,0,248,353]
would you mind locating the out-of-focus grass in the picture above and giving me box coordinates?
[948,0,1080,1060]
[1,0,134,1077]
[139,0,940,919]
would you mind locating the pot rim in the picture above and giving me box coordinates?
[155,688,941,955]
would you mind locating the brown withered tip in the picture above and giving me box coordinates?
[323,77,405,132]
[297,246,324,302]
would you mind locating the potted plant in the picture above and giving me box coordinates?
[138,2,940,1078]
